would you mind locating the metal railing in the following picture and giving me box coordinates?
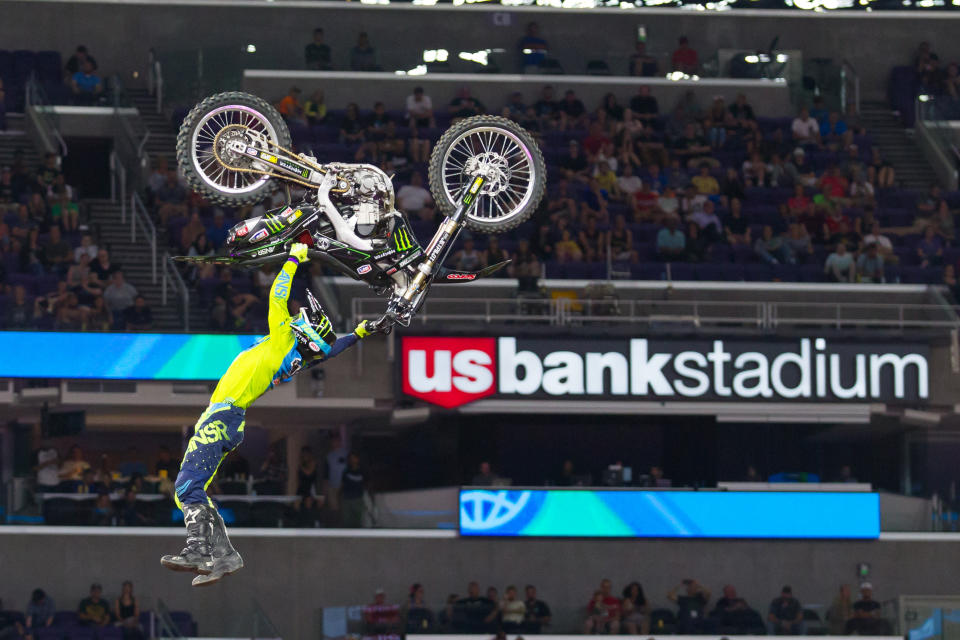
[109,151,128,222]
[24,75,68,157]
[130,192,158,284]
[162,252,191,332]
[148,49,165,114]
[916,94,960,191]
[840,58,860,114]
[352,296,960,331]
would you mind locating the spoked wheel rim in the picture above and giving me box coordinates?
[190,104,279,194]
[440,126,536,226]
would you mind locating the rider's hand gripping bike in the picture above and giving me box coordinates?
[174,92,546,332]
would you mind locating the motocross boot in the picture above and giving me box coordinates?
[160,503,214,575]
[191,507,244,587]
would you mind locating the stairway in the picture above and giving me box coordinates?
[86,198,187,330]
[860,101,937,190]
[0,113,42,175]
[126,87,178,169]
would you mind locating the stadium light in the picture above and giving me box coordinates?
[246,44,257,53]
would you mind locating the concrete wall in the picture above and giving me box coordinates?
[2,2,960,105]
[2,528,960,639]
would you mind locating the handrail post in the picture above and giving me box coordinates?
[130,193,136,242]
[162,265,168,306]
[152,238,157,285]
[120,166,127,224]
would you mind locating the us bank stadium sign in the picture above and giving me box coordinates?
[400,337,929,409]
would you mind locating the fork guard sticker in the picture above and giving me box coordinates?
[250,229,269,243]
[357,264,373,275]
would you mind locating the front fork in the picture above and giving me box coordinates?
[374,175,485,332]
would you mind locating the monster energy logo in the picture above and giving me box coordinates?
[264,217,284,233]
[394,227,415,251]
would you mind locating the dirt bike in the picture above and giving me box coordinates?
[173,91,546,332]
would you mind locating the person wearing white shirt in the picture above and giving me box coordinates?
[405,87,435,128]
[36,447,60,489]
[73,234,98,263]
[617,164,643,198]
[396,172,434,219]
[791,107,820,143]
[863,221,897,263]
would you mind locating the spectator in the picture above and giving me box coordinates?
[305,28,332,70]
[34,445,60,490]
[453,237,482,272]
[65,45,97,75]
[584,579,621,634]
[340,452,366,527]
[482,236,510,269]
[560,140,589,183]
[114,581,144,640]
[668,579,711,634]
[711,584,753,634]
[25,589,55,636]
[725,198,751,246]
[74,233,98,263]
[75,468,99,493]
[304,89,327,125]
[59,444,90,482]
[523,585,551,634]
[857,243,885,283]
[70,59,103,104]
[673,123,714,168]
[124,295,154,331]
[767,585,804,635]
[671,36,699,74]
[155,445,179,479]
[339,103,365,144]
[820,111,851,149]
[396,171,434,220]
[471,461,497,486]
[629,85,660,125]
[691,164,720,196]
[826,584,853,635]
[89,492,114,525]
[454,582,497,633]
[791,108,820,145]
[206,210,232,249]
[862,222,896,265]
[277,86,307,126]
[364,588,401,634]
[918,225,944,267]
[730,93,756,124]
[555,229,584,263]
[689,200,722,241]
[449,88,485,121]
[825,243,855,282]
[77,583,111,627]
[120,488,149,526]
[3,284,33,329]
[685,222,710,262]
[847,582,888,634]
[104,271,138,320]
[629,41,659,77]
[787,184,810,218]
[509,239,541,280]
[721,166,746,204]
[365,101,392,140]
[869,147,896,188]
[621,582,649,635]
[155,170,188,225]
[295,445,318,498]
[350,32,378,71]
[0,599,23,640]
[656,216,686,260]
[404,584,435,633]
[406,87,435,128]
[755,225,794,265]
[500,586,526,632]
[519,22,549,70]
[784,223,814,263]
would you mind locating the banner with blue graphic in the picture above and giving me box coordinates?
[459,489,880,539]
[0,331,259,380]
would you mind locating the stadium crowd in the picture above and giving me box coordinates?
[0,581,196,640]
[344,577,890,637]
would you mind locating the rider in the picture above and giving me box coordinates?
[161,243,374,586]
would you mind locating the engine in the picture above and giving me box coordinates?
[328,164,396,240]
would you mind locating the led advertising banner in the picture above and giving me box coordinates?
[402,336,930,408]
[0,331,259,380]
[459,489,880,539]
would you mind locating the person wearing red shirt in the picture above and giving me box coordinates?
[582,122,611,157]
[584,579,621,634]
[819,166,849,199]
[364,589,401,635]
[671,37,699,74]
[787,184,811,218]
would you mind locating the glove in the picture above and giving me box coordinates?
[353,320,372,339]
[290,243,309,263]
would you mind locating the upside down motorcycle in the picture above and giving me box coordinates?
[173,91,546,331]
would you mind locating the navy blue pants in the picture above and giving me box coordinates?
[174,402,246,507]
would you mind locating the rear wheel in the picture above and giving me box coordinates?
[176,91,292,207]
[428,115,546,234]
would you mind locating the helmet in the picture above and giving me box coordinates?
[290,288,336,360]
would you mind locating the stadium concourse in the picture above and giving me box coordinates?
[2,1,960,639]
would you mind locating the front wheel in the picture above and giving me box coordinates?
[175,91,292,207]
[428,115,546,234]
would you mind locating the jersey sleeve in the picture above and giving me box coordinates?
[268,258,299,337]
[322,333,358,360]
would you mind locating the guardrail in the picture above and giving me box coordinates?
[130,192,158,284]
[24,75,68,158]
[840,58,860,114]
[351,296,960,331]
[162,252,191,331]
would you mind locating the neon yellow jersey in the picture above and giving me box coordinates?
[210,259,301,409]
